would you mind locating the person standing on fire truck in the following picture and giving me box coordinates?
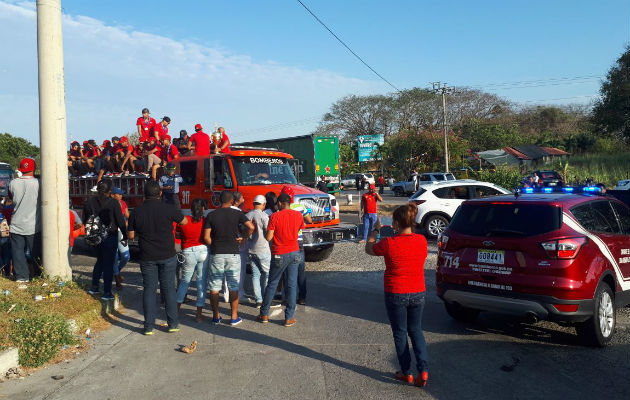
[136,108,156,143]
[211,127,231,154]
[189,124,210,156]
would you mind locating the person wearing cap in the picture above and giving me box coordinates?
[81,140,98,175]
[159,163,183,210]
[246,194,271,307]
[360,183,383,243]
[118,136,138,175]
[137,108,156,143]
[176,130,190,156]
[189,123,210,156]
[211,127,231,154]
[111,187,130,290]
[160,135,179,164]
[153,116,171,141]
[111,137,124,173]
[68,141,83,176]
[258,192,304,327]
[9,158,41,282]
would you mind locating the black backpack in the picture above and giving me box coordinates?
[84,198,109,246]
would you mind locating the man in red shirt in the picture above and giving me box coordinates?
[189,123,210,156]
[153,116,171,141]
[144,137,162,180]
[160,135,180,163]
[137,108,156,143]
[257,193,304,327]
[211,127,231,154]
[119,136,138,174]
[360,183,383,243]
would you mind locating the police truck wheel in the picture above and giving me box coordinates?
[576,283,616,347]
[304,245,334,262]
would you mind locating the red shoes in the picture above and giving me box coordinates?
[394,371,414,384]
[415,371,429,387]
[395,371,429,387]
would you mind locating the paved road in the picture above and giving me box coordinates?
[3,240,629,400]
[338,188,410,205]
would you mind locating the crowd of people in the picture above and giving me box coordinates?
[67,108,232,181]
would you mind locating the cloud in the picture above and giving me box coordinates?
[0,1,387,145]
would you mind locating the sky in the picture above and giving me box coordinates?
[0,0,628,146]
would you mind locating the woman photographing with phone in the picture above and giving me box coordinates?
[364,203,429,388]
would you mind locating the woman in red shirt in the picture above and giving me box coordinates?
[365,203,429,388]
[176,198,209,322]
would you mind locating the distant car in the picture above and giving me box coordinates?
[340,173,375,189]
[391,172,457,196]
[409,180,510,238]
[436,187,630,346]
[533,170,563,187]
[614,179,630,191]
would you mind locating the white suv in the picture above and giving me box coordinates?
[409,180,510,238]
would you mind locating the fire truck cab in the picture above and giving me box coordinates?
[70,146,358,261]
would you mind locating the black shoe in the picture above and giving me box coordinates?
[297,299,306,305]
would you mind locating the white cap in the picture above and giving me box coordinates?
[253,194,266,205]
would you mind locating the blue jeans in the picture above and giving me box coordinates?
[384,292,428,375]
[260,251,300,320]
[249,252,271,303]
[0,237,11,273]
[208,254,241,292]
[363,213,378,242]
[90,234,117,294]
[113,249,130,275]
[176,245,209,307]
[298,248,306,301]
[10,233,40,281]
[140,256,178,331]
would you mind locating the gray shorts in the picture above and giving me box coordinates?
[208,253,241,292]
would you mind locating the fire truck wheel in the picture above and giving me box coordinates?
[304,244,334,262]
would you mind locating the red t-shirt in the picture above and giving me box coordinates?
[178,215,205,249]
[362,192,379,214]
[268,209,304,255]
[190,131,210,156]
[133,144,143,157]
[160,144,179,162]
[212,132,231,153]
[154,123,169,140]
[137,117,156,142]
[373,233,427,293]
[119,200,128,216]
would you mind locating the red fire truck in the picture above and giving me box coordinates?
[69,146,358,261]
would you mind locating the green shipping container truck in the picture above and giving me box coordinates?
[234,134,340,191]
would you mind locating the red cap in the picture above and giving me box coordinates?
[120,136,128,143]
[18,158,36,173]
[162,135,171,141]
[83,140,89,146]
[102,140,111,147]
[194,123,203,131]
[280,186,295,197]
[369,183,376,189]
[148,136,156,142]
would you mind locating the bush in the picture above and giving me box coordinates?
[9,315,75,367]
[474,167,522,191]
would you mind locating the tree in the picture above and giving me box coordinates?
[457,120,524,151]
[0,133,40,168]
[593,46,630,140]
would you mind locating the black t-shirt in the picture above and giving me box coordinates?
[83,196,127,239]
[204,207,249,254]
[128,199,184,261]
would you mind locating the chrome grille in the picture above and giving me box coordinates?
[297,196,331,218]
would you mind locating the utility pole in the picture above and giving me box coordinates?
[37,0,72,280]
[432,82,455,172]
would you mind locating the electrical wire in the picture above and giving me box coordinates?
[295,0,401,92]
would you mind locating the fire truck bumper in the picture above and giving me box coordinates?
[302,224,359,247]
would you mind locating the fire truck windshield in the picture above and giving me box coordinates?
[232,156,298,186]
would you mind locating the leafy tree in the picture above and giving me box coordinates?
[0,133,40,168]
[457,120,524,151]
[593,46,630,140]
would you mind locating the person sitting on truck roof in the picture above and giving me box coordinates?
[118,136,139,175]
[81,140,99,176]
[144,137,162,180]
[211,127,231,154]
[176,130,190,156]
[160,135,180,164]
[68,141,83,176]
[137,108,156,143]
[189,123,210,156]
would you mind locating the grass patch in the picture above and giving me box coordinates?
[0,277,102,367]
